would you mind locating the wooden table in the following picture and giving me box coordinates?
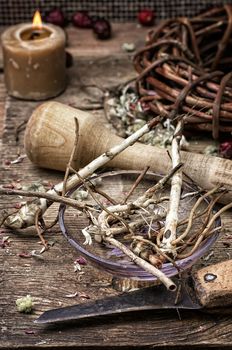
[0,24,232,349]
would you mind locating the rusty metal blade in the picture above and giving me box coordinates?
[35,280,201,324]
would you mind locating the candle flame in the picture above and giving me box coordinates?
[32,10,42,29]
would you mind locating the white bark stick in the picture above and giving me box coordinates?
[105,236,177,291]
[96,162,183,236]
[161,121,183,254]
[4,120,158,229]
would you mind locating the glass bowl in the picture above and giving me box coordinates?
[58,170,220,281]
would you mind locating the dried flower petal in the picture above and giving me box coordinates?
[0,236,11,248]
[72,189,88,200]
[18,252,32,258]
[10,154,26,164]
[24,329,37,335]
[14,203,22,209]
[22,182,46,192]
[204,144,218,156]
[79,292,90,299]
[122,42,135,52]
[75,256,87,265]
[81,227,93,245]
[2,183,15,189]
[31,250,45,259]
[65,292,78,298]
[219,141,232,159]
[74,262,82,272]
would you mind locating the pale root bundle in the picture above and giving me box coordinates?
[134,5,232,139]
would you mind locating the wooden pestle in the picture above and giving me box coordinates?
[24,101,232,204]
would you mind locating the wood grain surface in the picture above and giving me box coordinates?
[0,24,232,349]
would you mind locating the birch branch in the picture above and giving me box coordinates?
[105,236,177,291]
[95,163,182,237]
[3,116,160,229]
[161,120,183,255]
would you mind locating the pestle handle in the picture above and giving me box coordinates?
[24,101,232,204]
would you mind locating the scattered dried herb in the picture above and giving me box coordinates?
[16,295,33,313]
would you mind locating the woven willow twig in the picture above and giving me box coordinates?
[134,5,232,139]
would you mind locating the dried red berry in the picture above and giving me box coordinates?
[219,141,232,159]
[138,9,155,26]
[72,11,92,28]
[46,8,66,27]
[92,18,111,40]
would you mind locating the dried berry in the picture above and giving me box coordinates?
[92,18,111,40]
[46,8,66,27]
[138,9,155,26]
[72,11,92,28]
[219,141,232,159]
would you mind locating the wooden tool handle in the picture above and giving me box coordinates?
[193,259,232,308]
[24,101,232,204]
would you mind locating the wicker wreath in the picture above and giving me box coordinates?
[134,5,232,139]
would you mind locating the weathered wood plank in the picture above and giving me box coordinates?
[1,215,232,348]
[65,23,148,57]
[0,75,7,137]
[0,23,232,349]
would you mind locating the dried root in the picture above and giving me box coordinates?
[1,111,230,291]
[1,114,160,230]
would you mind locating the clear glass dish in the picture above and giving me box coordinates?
[58,170,220,281]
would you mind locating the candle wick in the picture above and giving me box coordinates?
[29,31,41,40]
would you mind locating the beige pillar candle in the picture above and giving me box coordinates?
[1,21,66,100]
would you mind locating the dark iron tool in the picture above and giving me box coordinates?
[35,259,232,324]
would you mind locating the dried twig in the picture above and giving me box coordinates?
[0,188,89,211]
[62,117,79,196]
[173,185,222,245]
[35,209,47,248]
[70,167,134,237]
[161,120,183,254]
[105,236,177,291]
[2,114,160,229]
[134,5,232,138]
[123,166,150,203]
